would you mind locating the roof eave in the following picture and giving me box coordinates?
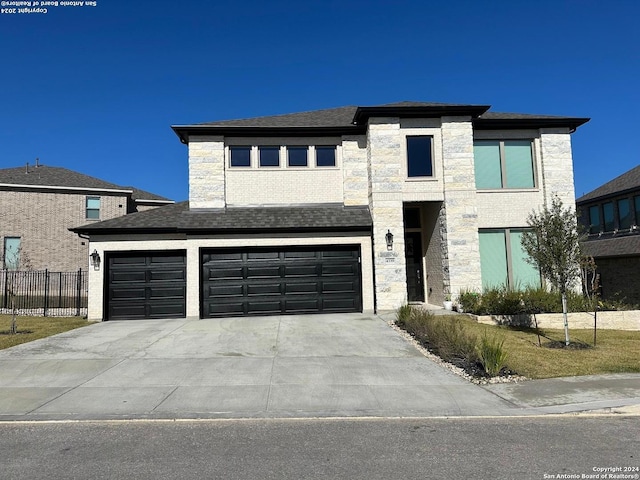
[473,117,590,131]
[171,125,365,143]
[353,105,491,124]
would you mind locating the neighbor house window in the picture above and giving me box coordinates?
[474,140,535,189]
[602,202,614,231]
[588,205,601,234]
[618,198,632,230]
[316,146,336,167]
[259,146,280,167]
[287,146,308,167]
[635,196,640,226]
[3,237,21,270]
[478,229,539,290]
[230,146,251,167]
[86,197,100,220]
[406,136,433,177]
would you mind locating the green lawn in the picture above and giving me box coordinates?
[399,311,640,379]
[0,315,93,350]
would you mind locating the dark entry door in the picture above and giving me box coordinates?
[404,232,425,302]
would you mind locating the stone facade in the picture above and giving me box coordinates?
[188,136,225,209]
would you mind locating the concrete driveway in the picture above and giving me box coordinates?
[0,313,517,420]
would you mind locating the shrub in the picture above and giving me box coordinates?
[396,304,413,327]
[458,290,481,313]
[477,331,508,376]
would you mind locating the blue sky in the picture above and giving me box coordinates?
[1,0,638,201]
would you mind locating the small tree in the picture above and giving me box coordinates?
[521,196,582,346]
[1,243,31,335]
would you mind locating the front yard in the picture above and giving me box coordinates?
[396,308,640,379]
[0,315,92,350]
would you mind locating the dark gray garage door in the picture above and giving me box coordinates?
[106,251,186,320]
[201,246,361,317]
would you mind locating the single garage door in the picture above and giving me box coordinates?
[201,246,361,317]
[106,251,186,320]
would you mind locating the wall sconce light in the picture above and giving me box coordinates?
[385,229,394,251]
[90,249,101,271]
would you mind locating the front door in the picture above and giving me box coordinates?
[404,232,425,302]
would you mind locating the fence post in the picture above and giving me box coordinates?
[44,269,49,317]
[2,269,7,310]
[76,269,82,317]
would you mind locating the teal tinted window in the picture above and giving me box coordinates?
[86,197,100,220]
[479,230,508,289]
[406,136,433,177]
[618,199,632,229]
[316,146,336,167]
[603,202,614,231]
[510,230,540,288]
[589,206,600,234]
[230,146,251,167]
[287,147,307,167]
[3,237,21,270]
[504,141,534,188]
[259,146,280,167]
[474,141,502,189]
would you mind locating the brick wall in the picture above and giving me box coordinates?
[0,189,128,272]
[596,256,640,304]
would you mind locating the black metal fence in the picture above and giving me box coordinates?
[0,269,87,317]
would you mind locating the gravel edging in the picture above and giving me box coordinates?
[381,313,529,385]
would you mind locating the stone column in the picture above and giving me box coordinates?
[189,135,225,209]
[539,128,576,208]
[367,118,407,311]
[440,117,482,297]
[342,134,369,206]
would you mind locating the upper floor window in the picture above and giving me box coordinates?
[474,140,535,189]
[86,197,100,220]
[618,198,632,230]
[230,146,251,167]
[287,146,308,167]
[602,202,615,232]
[3,237,21,270]
[588,206,600,234]
[316,146,336,167]
[259,146,280,167]
[635,196,640,226]
[406,136,433,177]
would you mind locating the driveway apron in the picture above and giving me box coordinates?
[0,313,517,420]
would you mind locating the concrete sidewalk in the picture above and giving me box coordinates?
[0,313,638,421]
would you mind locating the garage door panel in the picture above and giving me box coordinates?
[201,246,361,318]
[107,251,186,320]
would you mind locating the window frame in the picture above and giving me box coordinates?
[315,146,336,167]
[3,237,21,270]
[473,139,536,190]
[286,146,308,167]
[478,228,540,290]
[258,146,281,168]
[229,146,252,168]
[86,196,101,220]
[405,135,434,178]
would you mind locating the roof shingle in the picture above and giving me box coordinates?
[576,165,640,203]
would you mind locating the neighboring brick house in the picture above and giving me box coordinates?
[577,165,640,304]
[1,163,173,272]
[72,102,588,321]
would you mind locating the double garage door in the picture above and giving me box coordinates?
[106,246,361,320]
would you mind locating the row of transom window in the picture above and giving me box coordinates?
[587,196,640,234]
[229,145,337,168]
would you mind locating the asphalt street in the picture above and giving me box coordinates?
[1,417,638,480]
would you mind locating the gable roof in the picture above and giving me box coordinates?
[171,101,589,143]
[576,164,640,203]
[70,202,373,235]
[0,165,172,202]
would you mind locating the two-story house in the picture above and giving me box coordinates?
[72,102,588,321]
[1,162,173,272]
[577,165,640,303]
